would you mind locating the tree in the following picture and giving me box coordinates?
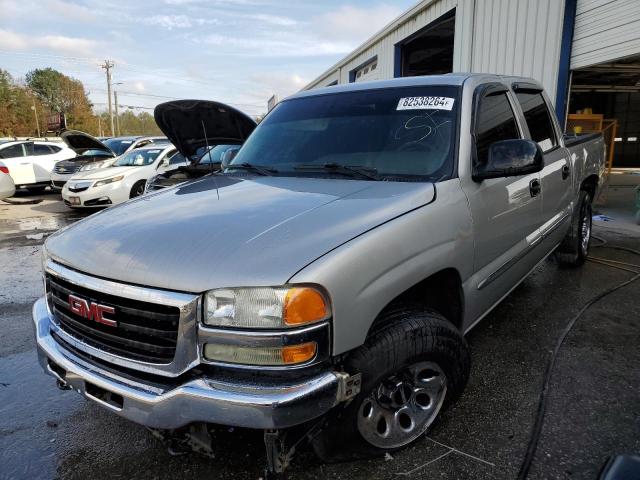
[26,67,95,131]
[0,69,46,137]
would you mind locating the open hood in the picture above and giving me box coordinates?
[60,130,114,155]
[154,100,257,160]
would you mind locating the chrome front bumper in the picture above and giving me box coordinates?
[33,297,347,430]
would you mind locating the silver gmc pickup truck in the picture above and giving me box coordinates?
[33,74,605,474]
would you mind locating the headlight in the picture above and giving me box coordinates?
[204,286,330,329]
[93,175,124,187]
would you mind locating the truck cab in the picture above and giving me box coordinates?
[33,74,604,474]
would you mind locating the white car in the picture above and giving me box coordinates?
[0,140,76,192]
[61,145,187,208]
[0,161,16,199]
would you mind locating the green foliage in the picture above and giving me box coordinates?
[1,66,163,137]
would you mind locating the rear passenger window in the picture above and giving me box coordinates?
[0,144,25,159]
[515,92,557,152]
[475,92,520,166]
[34,144,53,155]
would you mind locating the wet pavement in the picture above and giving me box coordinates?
[1,189,639,480]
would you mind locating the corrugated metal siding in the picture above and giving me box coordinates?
[470,0,565,101]
[306,0,565,101]
[572,0,640,69]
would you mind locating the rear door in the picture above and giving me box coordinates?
[30,143,61,182]
[460,83,544,322]
[513,85,573,248]
[0,142,36,185]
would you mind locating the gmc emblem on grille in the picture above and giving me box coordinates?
[68,294,116,327]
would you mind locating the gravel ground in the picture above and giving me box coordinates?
[1,189,639,480]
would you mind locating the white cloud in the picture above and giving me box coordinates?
[144,14,193,29]
[316,4,402,44]
[200,33,352,57]
[0,29,29,50]
[44,0,96,22]
[246,14,297,27]
[0,29,98,57]
[133,81,145,92]
[36,35,98,56]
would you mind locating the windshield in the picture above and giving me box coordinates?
[114,149,162,167]
[198,144,240,164]
[229,86,459,181]
[82,149,112,157]
[104,138,135,155]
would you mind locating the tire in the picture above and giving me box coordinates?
[311,307,470,462]
[555,190,592,267]
[130,180,146,199]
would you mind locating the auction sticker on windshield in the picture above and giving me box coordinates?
[397,97,455,111]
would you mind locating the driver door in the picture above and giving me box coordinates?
[460,83,544,325]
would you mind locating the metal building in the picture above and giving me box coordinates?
[304,0,640,168]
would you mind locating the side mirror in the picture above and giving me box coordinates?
[473,139,543,181]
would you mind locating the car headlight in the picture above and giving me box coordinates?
[204,286,330,329]
[93,175,124,187]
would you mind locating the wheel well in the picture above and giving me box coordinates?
[581,174,599,201]
[371,268,464,333]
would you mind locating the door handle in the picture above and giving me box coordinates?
[562,164,570,180]
[529,179,541,197]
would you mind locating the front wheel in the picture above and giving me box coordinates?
[312,307,470,462]
[130,180,146,199]
[555,190,592,267]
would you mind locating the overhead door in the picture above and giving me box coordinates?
[572,0,640,69]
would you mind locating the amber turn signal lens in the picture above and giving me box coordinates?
[283,287,329,326]
[281,342,317,364]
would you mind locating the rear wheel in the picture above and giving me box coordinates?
[312,307,469,462]
[555,190,592,267]
[130,180,146,199]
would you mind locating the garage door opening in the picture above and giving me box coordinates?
[395,8,455,78]
[568,54,640,168]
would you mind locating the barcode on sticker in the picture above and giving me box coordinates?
[397,97,455,111]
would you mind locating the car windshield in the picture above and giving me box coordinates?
[103,138,136,155]
[198,144,240,164]
[82,149,111,157]
[114,149,162,167]
[229,86,459,181]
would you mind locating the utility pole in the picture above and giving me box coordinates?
[30,99,41,137]
[98,115,102,137]
[114,91,120,136]
[101,60,115,136]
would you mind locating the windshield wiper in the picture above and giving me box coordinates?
[226,162,277,176]
[294,163,380,181]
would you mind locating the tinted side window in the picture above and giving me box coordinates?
[34,144,53,155]
[0,144,25,159]
[515,92,557,152]
[475,92,520,166]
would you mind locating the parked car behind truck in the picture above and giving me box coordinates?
[61,144,187,208]
[0,139,75,192]
[34,74,604,474]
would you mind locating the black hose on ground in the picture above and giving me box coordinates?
[517,234,640,480]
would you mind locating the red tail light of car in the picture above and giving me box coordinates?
[0,165,8,174]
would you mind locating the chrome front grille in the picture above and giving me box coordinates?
[46,273,180,363]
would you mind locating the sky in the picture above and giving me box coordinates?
[0,0,416,117]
